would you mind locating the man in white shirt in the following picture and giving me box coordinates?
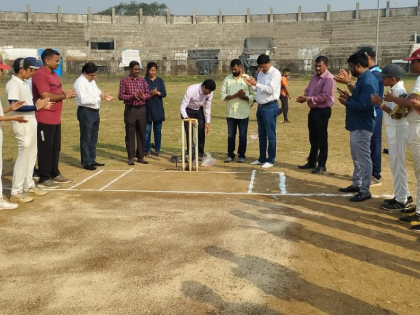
[6,58,51,203]
[74,62,113,171]
[180,79,216,160]
[245,54,281,168]
[372,64,411,210]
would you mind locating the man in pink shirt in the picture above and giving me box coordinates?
[296,56,335,174]
[180,79,216,160]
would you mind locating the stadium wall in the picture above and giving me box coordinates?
[0,2,419,75]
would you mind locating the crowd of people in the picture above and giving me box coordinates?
[1,48,420,232]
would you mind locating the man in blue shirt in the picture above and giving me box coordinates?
[338,51,379,201]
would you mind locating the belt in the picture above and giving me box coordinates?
[80,106,99,112]
[257,100,277,107]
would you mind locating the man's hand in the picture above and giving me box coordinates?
[371,94,383,106]
[334,69,352,84]
[64,89,76,99]
[237,89,246,99]
[383,90,396,103]
[36,98,54,110]
[205,123,210,135]
[411,99,420,111]
[10,101,26,111]
[13,115,28,123]
[338,94,349,105]
[245,76,257,87]
[105,93,114,102]
[296,96,307,103]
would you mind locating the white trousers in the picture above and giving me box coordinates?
[11,117,37,195]
[407,122,420,215]
[386,125,410,204]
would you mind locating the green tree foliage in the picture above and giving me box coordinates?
[95,2,168,16]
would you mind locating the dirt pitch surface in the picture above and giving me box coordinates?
[0,159,419,315]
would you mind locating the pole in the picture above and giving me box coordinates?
[375,0,380,64]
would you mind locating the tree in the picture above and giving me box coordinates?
[95,2,168,16]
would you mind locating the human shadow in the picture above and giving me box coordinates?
[230,209,420,280]
[181,281,284,315]
[205,246,398,315]
[242,198,420,244]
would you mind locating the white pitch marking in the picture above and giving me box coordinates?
[68,170,104,190]
[247,170,257,194]
[102,169,251,174]
[279,172,287,195]
[99,168,133,191]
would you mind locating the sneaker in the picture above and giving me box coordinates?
[38,179,62,189]
[224,157,233,163]
[381,199,408,211]
[339,185,360,193]
[10,192,34,204]
[262,162,274,169]
[27,186,48,197]
[237,157,245,163]
[349,191,371,202]
[401,205,416,215]
[399,213,420,224]
[250,160,264,165]
[411,221,420,232]
[0,199,18,210]
[52,175,72,184]
[384,196,413,205]
[371,176,382,187]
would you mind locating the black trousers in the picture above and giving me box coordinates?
[77,106,100,167]
[124,105,147,160]
[37,123,61,183]
[308,107,331,167]
[280,95,289,120]
[183,107,205,157]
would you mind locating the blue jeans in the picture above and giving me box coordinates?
[256,102,278,164]
[371,107,382,179]
[145,122,162,153]
[77,106,100,167]
[227,117,249,159]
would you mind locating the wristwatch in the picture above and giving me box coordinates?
[346,81,352,86]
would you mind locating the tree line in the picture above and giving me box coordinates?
[95,1,168,16]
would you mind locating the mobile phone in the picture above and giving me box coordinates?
[337,87,346,94]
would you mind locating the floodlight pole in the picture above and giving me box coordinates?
[376,0,380,64]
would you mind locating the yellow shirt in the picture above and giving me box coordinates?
[220,74,255,119]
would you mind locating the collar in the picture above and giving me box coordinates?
[317,70,330,79]
[80,74,91,83]
[357,70,370,80]
[11,75,27,84]
[391,80,404,91]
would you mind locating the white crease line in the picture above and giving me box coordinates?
[247,170,256,194]
[68,170,105,190]
[102,170,252,174]
[279,172,287,195]
[41,188,393,199]
[98,168,134,191]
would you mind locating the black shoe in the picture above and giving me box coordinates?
[401,205,416,215]
[399,213,420,224]
[381,199,409,211]
[127,159,135,166]
[298,162,316,169]
[84,165,97,171]
[92,162,105,167]
[384,196,414,205]
[350,191,371,202]
[339,185,360,193]
[137,159,149,164]
[312,166,326,174]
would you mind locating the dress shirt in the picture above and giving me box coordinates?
[304,70,335,109]
[74,75,102,110]
[345,70,379,132]
[118,75,151,106]
[180,83,213,123]
[252,66,281,104]
[221,74,255,119]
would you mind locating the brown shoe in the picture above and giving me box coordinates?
[137,159,149,164]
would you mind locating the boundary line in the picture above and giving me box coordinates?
[98,168,134,191]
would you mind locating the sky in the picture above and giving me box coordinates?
[1,0,417,15]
